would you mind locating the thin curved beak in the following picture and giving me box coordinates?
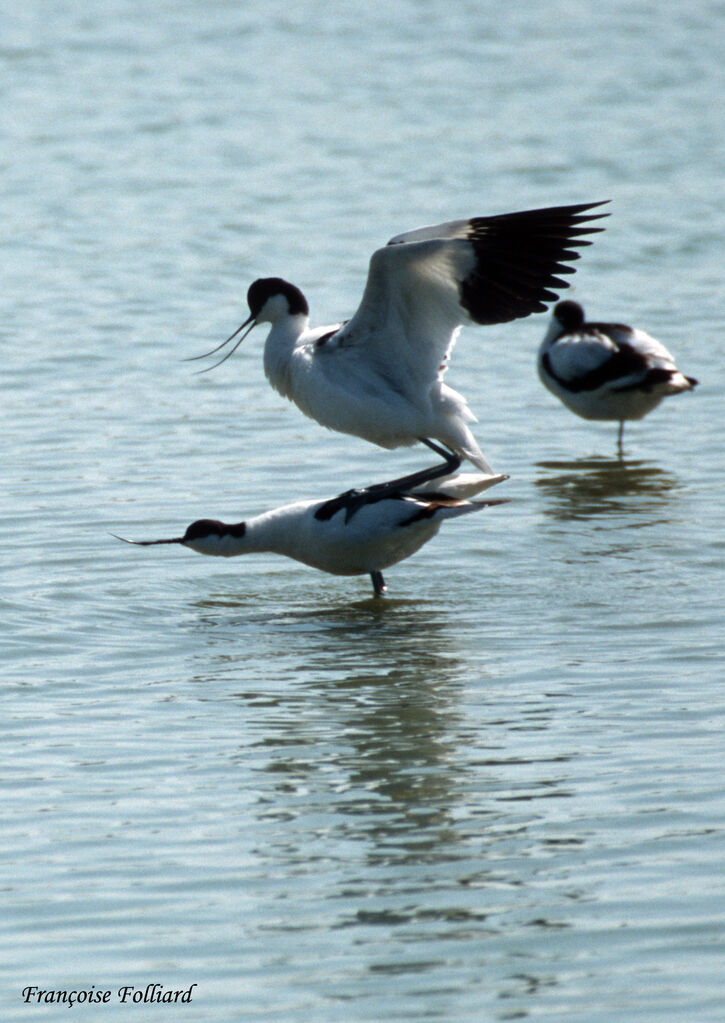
[184,313,257,373]
[111,533,184,546]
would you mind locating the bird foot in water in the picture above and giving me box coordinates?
[370,571,388,596]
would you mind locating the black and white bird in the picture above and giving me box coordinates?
[114,471,507,597]
[538,300,698,450]
[192,202,608,475]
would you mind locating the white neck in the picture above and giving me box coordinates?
[540,317,564,353]
[242,507,297,555]
[262,314,309,398]
[183,502,315,560]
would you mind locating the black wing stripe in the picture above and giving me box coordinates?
[542,343,649,393]
[611,367,676,393]
[314,488,409,524]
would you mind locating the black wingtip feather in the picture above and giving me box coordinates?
[461,201,610,325]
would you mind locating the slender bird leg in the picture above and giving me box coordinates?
[370,570,388,597]
[334,443,463,522]
[617,421,625,458]
[419,438,462,475]
[364,452,460,497]
[319,442,463,525]
[360,440,461,499]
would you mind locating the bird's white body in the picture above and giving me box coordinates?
[117,472,506,594]
[188,496,458,575]
[538,301,697,428]
[261,307,481,466]
[197,203,608,471]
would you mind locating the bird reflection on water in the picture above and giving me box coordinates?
[535,455,682,522]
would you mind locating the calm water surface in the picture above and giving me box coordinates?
[3,1,725,1020]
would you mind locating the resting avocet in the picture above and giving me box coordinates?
[114,471,507,597]
[538,300,698,450]
[192,202,608,474]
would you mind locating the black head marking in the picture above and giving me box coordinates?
[182,519,246,542]
[247,278,309,318]
[555,300,586,331]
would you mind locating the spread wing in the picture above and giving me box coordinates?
[334,201,608,389]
